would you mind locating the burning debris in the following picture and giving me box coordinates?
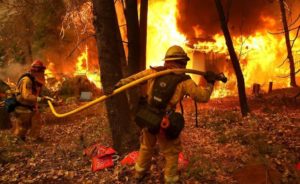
[58,75,100,99]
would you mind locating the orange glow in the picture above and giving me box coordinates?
[74,46,101,88]
[260,16,276,28]
[146,0,299,98]
[147,0,187,67]
[47,0,298,98]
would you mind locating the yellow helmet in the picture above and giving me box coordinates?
[163,45,190,62]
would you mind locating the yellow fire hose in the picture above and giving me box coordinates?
[47,69,227,118]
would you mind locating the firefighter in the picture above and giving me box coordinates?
[11,60,47,142]
[115,45,216,183]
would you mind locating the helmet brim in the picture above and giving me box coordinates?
[164,55,190,62]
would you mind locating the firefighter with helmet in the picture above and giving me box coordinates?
[114,45,218,183]
[11,60,48,142]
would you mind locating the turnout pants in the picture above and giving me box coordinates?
[11,107,41,139]
[135,128,182,183]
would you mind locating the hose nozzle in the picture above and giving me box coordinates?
[216,73,227,83]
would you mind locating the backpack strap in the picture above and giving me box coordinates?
[150,72,191,110]
[17,72,36,93]
[179,99,184,115]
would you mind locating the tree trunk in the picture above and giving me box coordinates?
[139,0,148,71]
[26,39,33,63]
[279,0,297,87]
[214,0,250,116]
[124,0,140,112]
[92,0,139,154]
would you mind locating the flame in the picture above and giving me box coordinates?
[147,0,299,98]
[147,0,187,67]
[45,62,62,92]
[46,0,298,98]
[74,46,101,88]
[193,31,293,96]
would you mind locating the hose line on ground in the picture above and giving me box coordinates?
[47,69,225,118]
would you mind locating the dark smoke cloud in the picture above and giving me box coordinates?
[176,0,299,41]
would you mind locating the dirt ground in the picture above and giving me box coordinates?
[0,88,299,183]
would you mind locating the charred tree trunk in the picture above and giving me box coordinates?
[124,0,140,112]
[92,0,138,154]
[139,0,148,70]
[279,0,297,87]
[124,0,140,74]
[214,0,250,116]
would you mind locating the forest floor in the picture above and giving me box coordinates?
[0,87,299,184]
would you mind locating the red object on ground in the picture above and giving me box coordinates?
[121,151,139,166]
[92,155,114,172]
[178,152,189,170]
[84,144,117,172]
[296,162,300,170]
[84,144,116,158]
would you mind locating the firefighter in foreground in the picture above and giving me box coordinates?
[114,45,217,183]
[11,60,47,141]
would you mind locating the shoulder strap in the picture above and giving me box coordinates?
[150,73,191,109]
[17,73,36,91]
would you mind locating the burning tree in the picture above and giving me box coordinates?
[214,0,250,116]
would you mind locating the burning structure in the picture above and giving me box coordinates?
[2,0,298,99]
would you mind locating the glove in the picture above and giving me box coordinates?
[104,86,115,95]
[44,96,55,102]
[204,71,217,84]
[114,81,123,89]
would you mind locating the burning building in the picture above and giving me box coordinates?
[28,0,300,98]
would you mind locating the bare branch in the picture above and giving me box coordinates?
[278,57,288,67]
[268,25,300,35]
[288,14,300,28]
[277,68,300,78]
[67,34,95,58]
[291,26,300,48]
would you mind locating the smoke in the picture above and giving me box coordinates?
[0,63,29,82]
[176,0,299,41]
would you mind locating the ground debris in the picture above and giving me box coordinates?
[0,92,299,183]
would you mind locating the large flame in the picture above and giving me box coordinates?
[147,0,187,67]
[147,0,299,98]
[45,0,298,98]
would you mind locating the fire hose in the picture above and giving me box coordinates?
[47,69,227,118]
